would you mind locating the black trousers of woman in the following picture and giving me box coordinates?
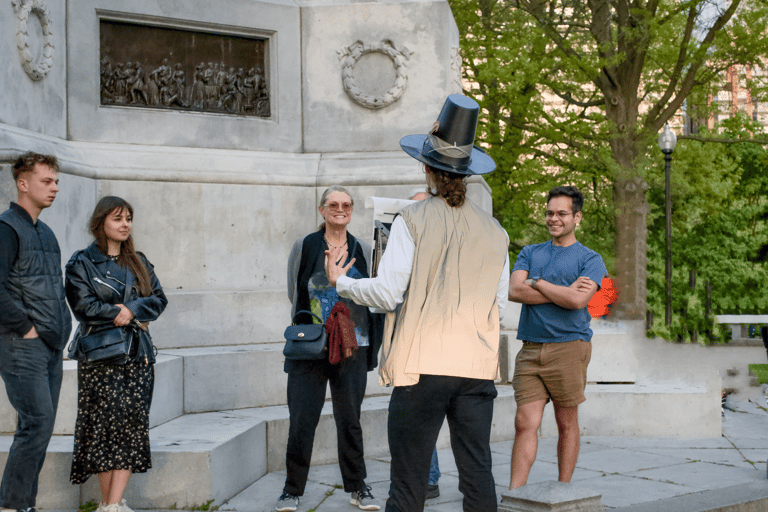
[283,348,368,496]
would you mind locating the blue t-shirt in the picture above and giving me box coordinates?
[513,240,607,343]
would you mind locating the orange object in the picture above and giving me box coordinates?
[588,277,618,318]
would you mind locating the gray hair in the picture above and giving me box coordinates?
[318,186,354,230]
[319,185,354,208]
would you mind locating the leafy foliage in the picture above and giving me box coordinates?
[447,0,768,339]
[645,120,768,342]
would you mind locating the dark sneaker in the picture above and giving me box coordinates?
[275,491,300,512]
[425,483,440,499]
[350,484,381,510]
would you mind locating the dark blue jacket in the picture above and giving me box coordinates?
[0,203,71,349]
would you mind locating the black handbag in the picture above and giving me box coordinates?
[78,323,136,365]
[69,260,139,365]
[283,310,327,360]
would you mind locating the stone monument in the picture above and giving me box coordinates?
[1,0,493,507]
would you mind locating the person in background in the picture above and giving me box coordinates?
[0,152,71,512]
[326,95,510,511]
[66,196,167,512]
[276,186,383,512]
[508,186,606,489]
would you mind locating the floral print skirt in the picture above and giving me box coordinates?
[70,360,154,484]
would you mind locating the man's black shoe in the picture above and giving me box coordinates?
[425,484,440,499]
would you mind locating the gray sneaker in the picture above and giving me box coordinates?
[275,491,300,512]
[350,484,380,510]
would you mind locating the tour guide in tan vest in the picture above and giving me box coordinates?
[326,95,510,512]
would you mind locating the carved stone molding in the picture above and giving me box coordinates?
[12,0,54,81]
[338,39,412,109]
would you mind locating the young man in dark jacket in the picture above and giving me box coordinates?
[0,152,71,512]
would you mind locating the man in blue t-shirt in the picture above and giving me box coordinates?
[508,186,607,489]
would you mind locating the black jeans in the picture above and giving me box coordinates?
[385,375,498,512]
[0,336,62,509]
[283,349,368,496]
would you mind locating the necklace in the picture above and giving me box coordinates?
[108,254,120,261]
[324,234,348,249]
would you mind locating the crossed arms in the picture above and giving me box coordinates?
[508,270,598,310]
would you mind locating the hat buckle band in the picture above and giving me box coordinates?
[422,134,472,169]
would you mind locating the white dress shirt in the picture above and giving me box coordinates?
[337,216,510,315]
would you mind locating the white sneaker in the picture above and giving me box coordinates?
[350,485,380,511]
[275,491,300,511]
[118,500,134,512]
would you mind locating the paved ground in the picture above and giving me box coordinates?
[47,396,768,512]
[223,396,768,511]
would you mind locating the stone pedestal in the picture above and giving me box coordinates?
[500,481,603,512]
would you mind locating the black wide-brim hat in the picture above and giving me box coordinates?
[400,94,496,176]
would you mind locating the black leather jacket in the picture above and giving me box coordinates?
[65,242,167,364]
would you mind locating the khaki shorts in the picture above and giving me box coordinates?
[512,339,591,408]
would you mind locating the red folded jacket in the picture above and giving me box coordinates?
[326,301,358,364]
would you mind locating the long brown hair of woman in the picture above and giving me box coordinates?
[89,196,152,297]
[426,165,467,207]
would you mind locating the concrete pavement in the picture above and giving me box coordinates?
[47,395,767,512]
[221,395,768,510]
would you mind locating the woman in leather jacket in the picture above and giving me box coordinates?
[65,196,167,512]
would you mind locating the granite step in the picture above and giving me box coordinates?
[0,354,184,436]
[1,376,720,510]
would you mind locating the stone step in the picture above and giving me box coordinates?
[0,354,184,436]
[0,386,514,510]
[0,344,392,435]
[157,343,394,414]
[2,323,643,433]
[503,321,643,385]
[0,409,266,510]
[1,377,722,509]
[541,381,722,438]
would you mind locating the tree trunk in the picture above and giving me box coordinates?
[613,176,650,319]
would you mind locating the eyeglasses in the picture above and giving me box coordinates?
[545,211,574,219]
[324,202,352,212]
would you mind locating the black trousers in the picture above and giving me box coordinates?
[283,349,368,496]
[385,375,498,512]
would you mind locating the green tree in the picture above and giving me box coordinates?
[646,118,768,342]
[448,0,768,319]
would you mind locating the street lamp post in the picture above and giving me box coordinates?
[658,124,677,326]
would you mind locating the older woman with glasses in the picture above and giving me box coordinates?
[276,186,383,512]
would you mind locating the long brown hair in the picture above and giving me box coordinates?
[89,196,152,297]
[426,165,467,207]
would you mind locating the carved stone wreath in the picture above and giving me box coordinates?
[338,40,412,109]
[12,0,55,81]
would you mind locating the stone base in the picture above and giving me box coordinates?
[541,381,722,439]
[500,481,603,512]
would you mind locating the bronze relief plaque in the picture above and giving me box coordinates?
[100,19,270,117]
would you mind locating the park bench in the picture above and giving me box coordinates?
[715,315,768,340]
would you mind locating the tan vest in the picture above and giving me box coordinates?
[378,196,509,387]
